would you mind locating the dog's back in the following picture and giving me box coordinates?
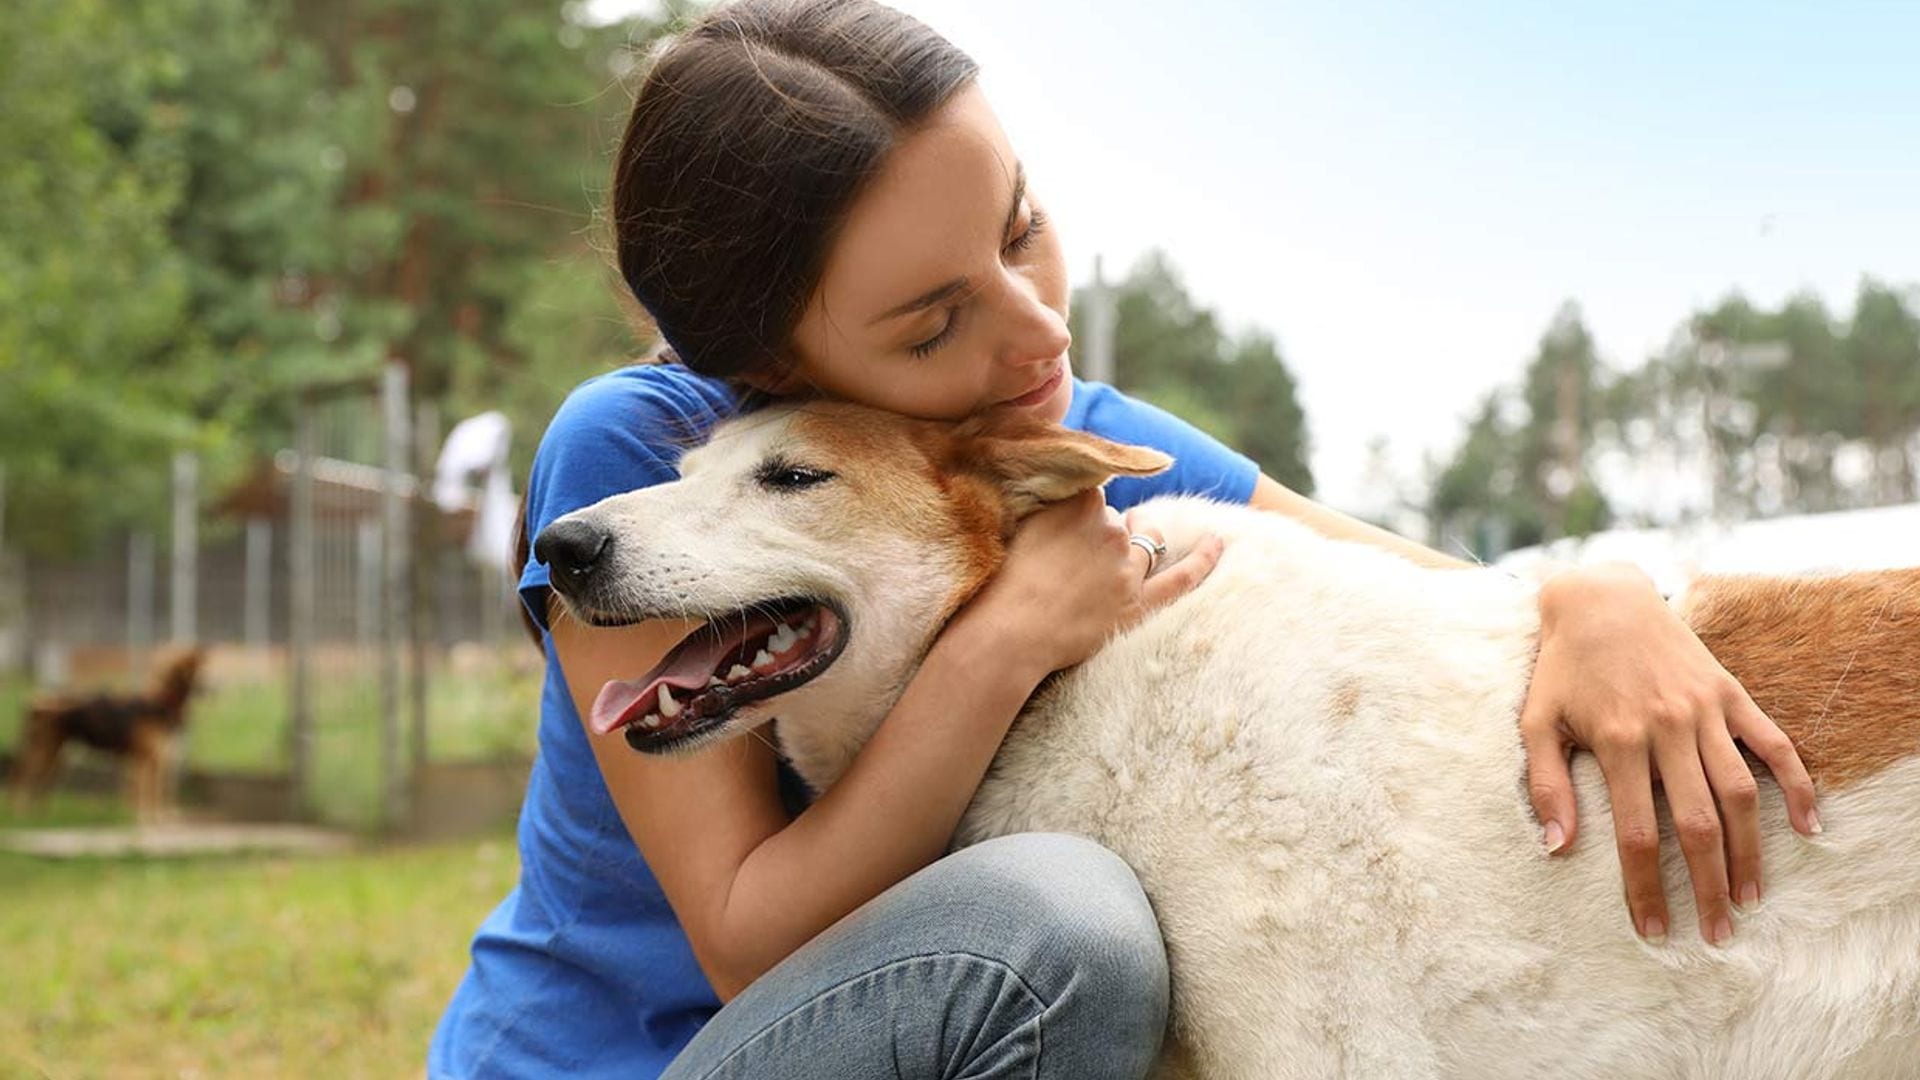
[958,498,1920,1080]
[29,691,179,753]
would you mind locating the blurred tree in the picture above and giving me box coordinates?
[1516,303,1612,539]
[0,0,197,552]
[1748,295,1846,511]
[283,0,681,482]
[1843,280,1920,503]
[1432,284,1920,557]
[1072,252,1313,494]
[1431,303,1610,557]
[0,0,673,555]
[1428,393,1541,557]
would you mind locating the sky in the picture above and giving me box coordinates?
[589,0,1920,511]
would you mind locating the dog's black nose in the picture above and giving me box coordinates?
[534,519,612,584]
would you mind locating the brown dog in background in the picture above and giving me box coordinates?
[10,647,207,821]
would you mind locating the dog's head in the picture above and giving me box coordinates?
[537,400,1167,785]
[149,647,208,707]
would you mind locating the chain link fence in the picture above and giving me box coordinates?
[0,369,538,832]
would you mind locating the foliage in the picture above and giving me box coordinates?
[0,0,198,552]
[1429,303,1613,555]
[1072,252,1314,494]
[1430,284,1920,558]
[0,0,669,556]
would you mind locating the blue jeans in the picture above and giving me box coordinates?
[660,833,1170,1079]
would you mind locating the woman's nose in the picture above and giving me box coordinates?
[997,277,1072,367]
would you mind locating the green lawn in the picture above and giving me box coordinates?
[0,794,519,1079]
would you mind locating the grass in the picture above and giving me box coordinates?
[0,793,520,1079]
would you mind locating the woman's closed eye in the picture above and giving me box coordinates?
[906,209,1050,359]
[1007,207,1048,254]
[909,309,961,358]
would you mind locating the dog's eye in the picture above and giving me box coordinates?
[756,463,836,492]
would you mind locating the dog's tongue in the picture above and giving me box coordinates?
[586,633,740,736]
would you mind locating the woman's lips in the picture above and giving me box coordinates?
[1004,361,1065,408]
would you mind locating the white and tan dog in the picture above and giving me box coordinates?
[538,400,1920,1080]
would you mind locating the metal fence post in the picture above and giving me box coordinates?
[244,519,272,649]
[127,532,156,677]
[381,361,411,829]
[288,395,316,818]
[170,452,198,646]
[1084,254,1118,387]
[411,399,439,775]
[0,463,19,676]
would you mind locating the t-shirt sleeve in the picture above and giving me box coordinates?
[517,369,729,633]
[1070,381,1261,511]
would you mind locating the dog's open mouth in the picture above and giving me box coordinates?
[587,597,848,753]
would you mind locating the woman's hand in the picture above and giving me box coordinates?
[1519,562,1820,946]
[952,492,1224,680]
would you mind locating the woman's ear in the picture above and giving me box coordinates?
[956,413,1171,517]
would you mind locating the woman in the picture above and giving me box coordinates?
[431,2,1821,1076]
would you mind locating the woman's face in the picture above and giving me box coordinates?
[784,84,1075,425]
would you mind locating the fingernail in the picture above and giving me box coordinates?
[1704,915,1734,946]
[1806,808,1823,836]
[1737,881,1761,910]
[1541,820,1567,854]
[1640,915,1667,944]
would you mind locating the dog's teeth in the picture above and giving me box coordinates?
[658,686,681,719]
[707,675,725,688]
[767,621,802,653]
[795,621,812,639]
[640,713,661,729]
[752,649,776,671]
[727,664,752,683]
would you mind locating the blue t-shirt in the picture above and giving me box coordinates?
[430,364,1258,1078]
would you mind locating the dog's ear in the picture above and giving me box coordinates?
[957,413,1172,518]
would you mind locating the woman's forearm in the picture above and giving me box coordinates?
[1250,474,1469,571]
[714,617,1046,994]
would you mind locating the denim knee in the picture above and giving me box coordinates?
[660,832,1170,1080]
[947,833,1170,1064]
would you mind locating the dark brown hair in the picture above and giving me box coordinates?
[612,0,980,379]
[517,0,979,644]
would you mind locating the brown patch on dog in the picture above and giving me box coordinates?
[943,407,1171,519]
[1683,569,1920,789]
[786,404,1010,616]
[790,403,1173,621]
[1329,679,1365,725]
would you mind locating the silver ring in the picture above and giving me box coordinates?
[1127,533,1167,573]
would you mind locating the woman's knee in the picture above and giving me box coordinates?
[937,833,1170,1033]
[668,833,1170,1079]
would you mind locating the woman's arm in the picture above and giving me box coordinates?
[1250,475,1467,570]
[563,492,1222,1000]
[1249,472,1819,945]
[558,608,1039,1000]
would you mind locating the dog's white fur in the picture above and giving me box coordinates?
[558,405,1920,1079]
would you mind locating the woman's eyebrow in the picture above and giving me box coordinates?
[870,277,972,325]
[867,163,1027,327]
